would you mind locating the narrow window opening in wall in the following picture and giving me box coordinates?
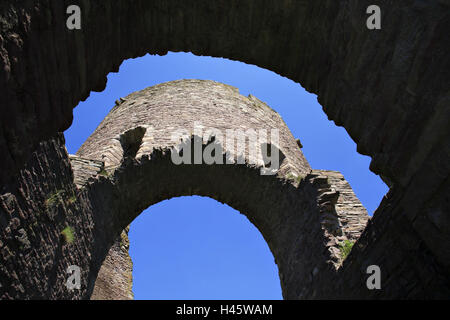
[120,126,146,160]
[64,52,388,299]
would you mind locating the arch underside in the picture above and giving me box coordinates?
[0,1,449,299]
[73,145,369,299]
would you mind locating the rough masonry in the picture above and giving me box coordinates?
[75,80,370,299]
[0,1,449,299]
[0,80,371,299]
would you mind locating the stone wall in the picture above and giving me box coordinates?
[0,1,449,299]
[0,80,372,299]
[0,135,95,299]
[73,80,369,299]
[90,229,133,300]
[1,1,448,196]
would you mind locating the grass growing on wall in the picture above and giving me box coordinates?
[61,226,75,244]
[339,240,355,259]
[45,190,65,207]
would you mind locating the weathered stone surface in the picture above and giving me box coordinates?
[76,80,311,177]
[310,169,370,268]
[69,155,104,188]
[1,80,372,299]
[0,1,449,195]
[0,134,96,299]
[0,1,449,299]
[90,228,133,300]
[77,80,353,299]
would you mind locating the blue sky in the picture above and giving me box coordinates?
[64,52,388,300]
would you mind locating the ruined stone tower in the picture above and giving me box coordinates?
[69,80,369,299]
[1,1,449,300]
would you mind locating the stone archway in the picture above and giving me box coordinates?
[71,80,368,299]
[0,1,449,299]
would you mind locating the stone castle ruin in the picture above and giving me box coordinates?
[0,1,449,299]
[82,80,370,299]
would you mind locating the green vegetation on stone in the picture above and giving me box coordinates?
[46,190,77,208]
[339,240,355,260]
[61,226,75,244]
[286,173,305,184]
[98,168,109,177]
[295,174,306,184]
[45,190,65,207]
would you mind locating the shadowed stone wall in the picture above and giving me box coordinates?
[0,1,449,299]
[0,135,96,299]
[90,228,133,300]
